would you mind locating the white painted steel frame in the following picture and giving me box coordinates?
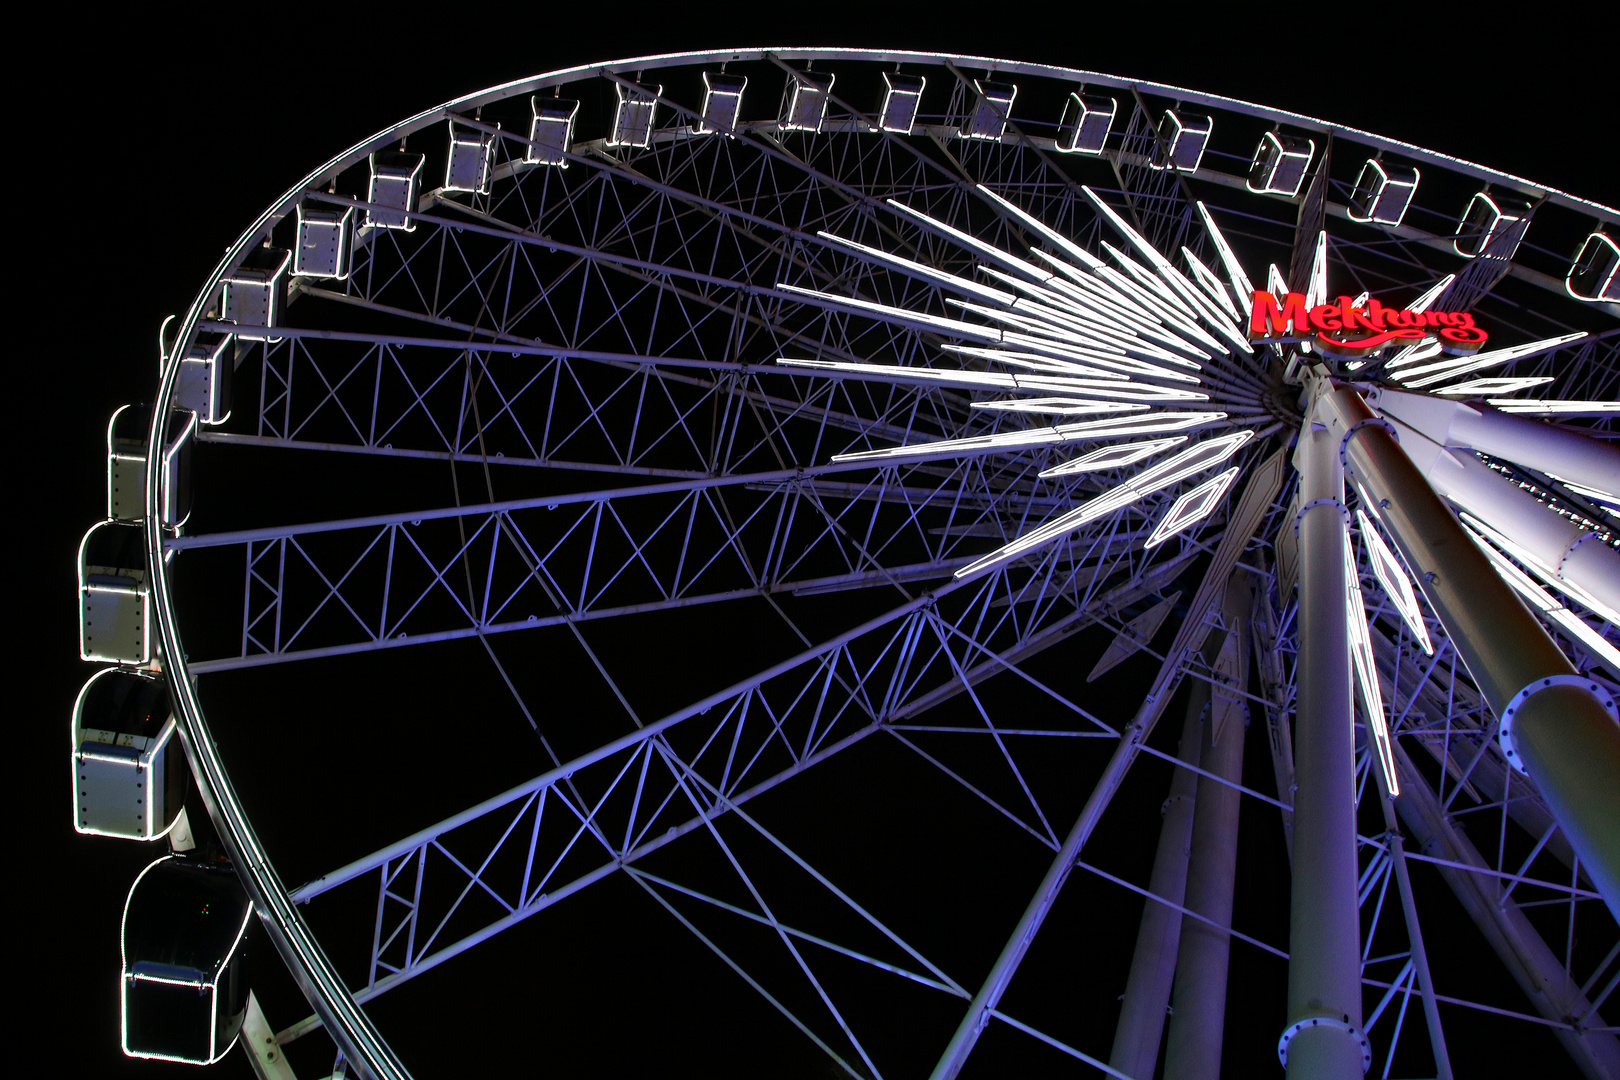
[134,47,1618,1080]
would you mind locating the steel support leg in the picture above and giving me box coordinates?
[1164,572,1252,1080]
[1390,742,1620,1079]
[1109,678,1207,1078]
[1282,405,1367,1080]
[1318,378,1620,921]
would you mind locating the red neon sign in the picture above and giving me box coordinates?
[1248,291,1488,358]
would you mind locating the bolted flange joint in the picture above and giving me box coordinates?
[1277,1014,1372,1072]
[1498,673,1619,774]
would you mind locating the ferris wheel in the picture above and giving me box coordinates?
[72,48,1620,1080]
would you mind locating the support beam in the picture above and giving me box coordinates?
[1390,743,1620,1080]
[1282,403,1367,1080]
[1109,676,1206,1078]
[1163,571,1251,1080]
[1319,377,1620,920]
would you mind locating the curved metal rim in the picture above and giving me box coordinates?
[142,48,1615,1080]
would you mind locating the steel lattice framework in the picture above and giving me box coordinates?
[89,49,1620,1080]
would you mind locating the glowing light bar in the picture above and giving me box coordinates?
[1344,529,1400,795]
[1181,247,1239,320]
[943,345,1128,380]
[1432,376,1555,396]
[1460,512,1620,625]
[946,298,1203,369]
[1304,231,1328,310]
[1196,202,1256,313]
[1488,399,1620,417]
[699,72,747,136]
[833,411,1227,466]
[1399,331,1587,388]
[1383,340,1443,371]
[886,197,1051,284]
[1463,523,1620,674]
[973,397,1146,416]
[956,429,1252,576]
[1146,466,1239,548]
[879,72,927,134]
[1083,187,1251,354]
[1038,437,1186,476]
[1356,509,1433,654]
[1407,274,1455,313]
[815,230,1017,307]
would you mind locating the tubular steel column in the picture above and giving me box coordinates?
[1163,572,1251,1080]
[1318,380,1620,921]
[1109,675,1208,1078]
[1281,399,1368,1080]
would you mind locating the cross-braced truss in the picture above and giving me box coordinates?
[131,49,1619,1080]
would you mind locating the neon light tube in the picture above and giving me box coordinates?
[1038,437,1187,476]
[833,411,1228,465]
[972,398,1147,416]
[1486,400,1620,417]
[1399,331,1586,388]
[1432,376,1555,396]
[1344,529,1400,796]
[1181,246,1240,320]
[955,429,1252,576]
[815,230,1018,308]
[1459,512,1620,625]
[1356,509,1434,654]
[1195,202,1256,312]
[1463,523,1620,674]
[1145,466,1240,548]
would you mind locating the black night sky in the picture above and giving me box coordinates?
[28,4,1613,1078]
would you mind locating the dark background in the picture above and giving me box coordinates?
[27,3,1612,1077]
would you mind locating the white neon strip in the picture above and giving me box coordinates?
[972,397,1147,416]
[1102,242,1205,327]
[815,230,1017,307]
[885,198,1053,283]
[1463,524,1620,673]
[1096,262,1229,357]
[942,345,1127,380]
[955,429,1252,576]
[980,271,1194,358]
[1400,332,1588,388]
[1145,466,1240,548]
[1407,274,1455,313]
[778,357,1107,394]
[1547,476,1620,510]
[955,358,1208,401]
[1356,509,1434,654]
[774,282,1001,343]
[998,332,1205,383]
[1082,186,1251,352]
[1038,437,1187,476]
[1181,246,1240,320]
[1196,202,1256,312]
[1305,231,1329,310]
[1028,255,1218,360]
[1345,529,1400,796]
[1432,376,1556,396]
[977,184,1106,273]
[1383,340,1444,371]
[834,411,1228,465]
[1268,264,1290,302]
[1459,512,1620,625]
[948,297,1204,369]
[1487,399,1620,417]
